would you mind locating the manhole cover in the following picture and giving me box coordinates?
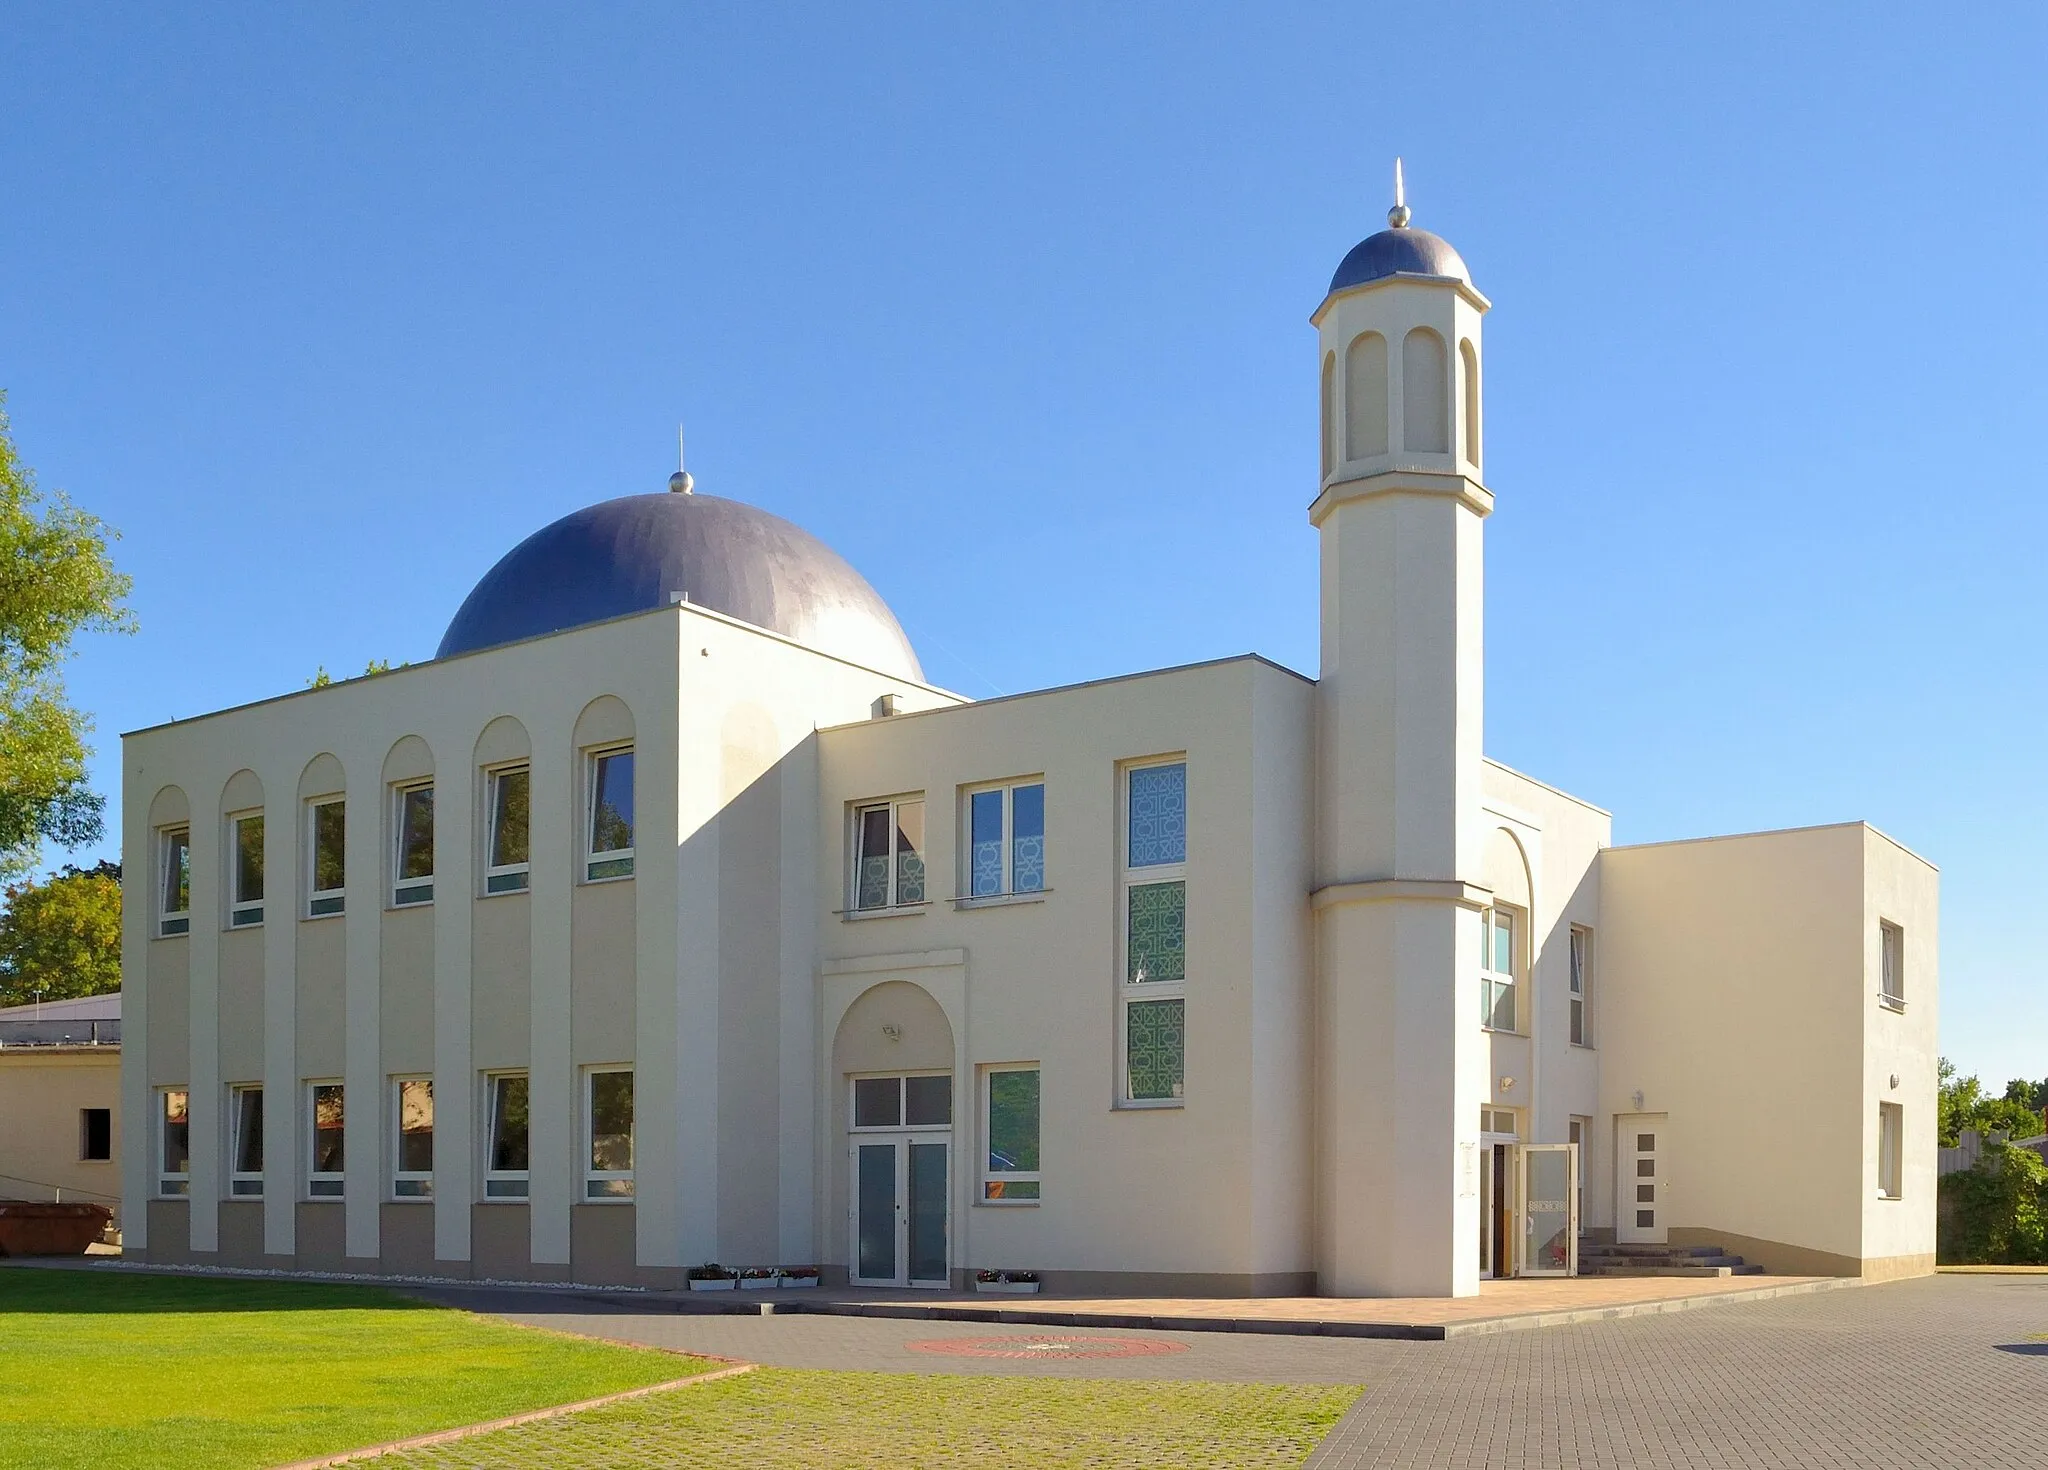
[908,1334,1187,1359]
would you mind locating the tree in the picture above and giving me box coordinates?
[2004,1077,2048,1121]
[0,859,121,1006]
[0,394,134,878]
[308,659,401,688]
[1939,1058,2044,1147]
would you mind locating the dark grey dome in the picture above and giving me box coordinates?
[437,491,924,681]
[1328,227,1470,295]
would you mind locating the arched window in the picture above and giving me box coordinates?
[1460,338,1481,469]
[1320,352,1336,479]
[1344,332,1389,460]
[1403,328,1449,455]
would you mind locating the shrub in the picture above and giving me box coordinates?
[1938,1144,2048,1265]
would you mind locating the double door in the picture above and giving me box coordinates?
[850,1135,950,1287]
[1479,1142,1579,1277]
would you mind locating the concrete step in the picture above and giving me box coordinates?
[1579,1263,1766,1278]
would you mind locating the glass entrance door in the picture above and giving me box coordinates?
[1518,1143,1577,1276]
[849,1136,951,1287]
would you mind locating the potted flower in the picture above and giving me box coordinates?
[778,1266,820,1289]
[973,1269,1040,1295]
[687,1263,737,1292]
[739,1267,778,1290]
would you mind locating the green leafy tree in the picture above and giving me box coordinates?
[1938,1142,2048,1266]
[2003,1077,2048,1123]
[0,395,134,877]
[1938,1058,2044,1147]
[308,659,400,688]
[0,858,122,1006]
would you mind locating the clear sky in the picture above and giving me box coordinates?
[2,5,2041,1088]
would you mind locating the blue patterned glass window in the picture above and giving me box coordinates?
[1127,763,1186,867]
[964,782,1046,899]
[1011,783,1045,893]
[854,798,925,910]
[969,790,1004,897]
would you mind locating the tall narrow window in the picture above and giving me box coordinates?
[392,784,434,906]
[964,781,1046,899]
[484,1072,530,1198]
[852,796,926,911]
[1345,331,1390,459]
[307,1082,344,1196]
[229,813,264,927]
[157,1088,190,1196]
[307,798,346,916]
[1568,925,1592,1046]
[1878,1102,1904,1199]
[159,827,191,936]
[485,766,530,894]
[983,1065,1041,1201]
[1120,760,1186,1103]
[586,748,635,880]
[229,1084,264,1196]
[79,1108,112,1163]
[1480,907,1517,1032]
[585,1068,635,1198]
[392,1078,433,1197]
[1880,921,1905,1007]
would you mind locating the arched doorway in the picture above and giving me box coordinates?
[831,982,955,1288]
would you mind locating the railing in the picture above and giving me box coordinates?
[0,1019,121,1047]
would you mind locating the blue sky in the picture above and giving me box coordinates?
[2,5,2041,1087]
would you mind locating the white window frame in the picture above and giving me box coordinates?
[1879,920,1905,1010]
[157,1087,190,1196]
[1118,757,1187,1107]
[391,782,435,908]
[583,1066,635,1200]
[981,1064,1041,1204]
[848,794,928,914]
[482,1070,530,1198]
[159,826,191,937]
[391,1076,434,1198]
[228,1083,264,1197]
[959,779,1048,904]
[1480,905,1519,1034]
[306,1080,345,1197]
[1568,925,1592,1046]
[847,1070,954,1133]
[228,811,264,928]
[1480,1106,1519,1139]
[483,764,531,895]
[1568,1114,1590,1225]
[306,797,346,917]
[585,746,636,881]
[1878,1102,1904,1200]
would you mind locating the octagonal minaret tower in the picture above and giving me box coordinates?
[1310,164,1492,1297]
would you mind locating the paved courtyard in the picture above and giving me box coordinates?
[427,1273,2048,1468]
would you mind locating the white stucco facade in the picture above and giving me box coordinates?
[120,204,1938,1296]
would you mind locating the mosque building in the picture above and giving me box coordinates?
[122,180,1938,1296]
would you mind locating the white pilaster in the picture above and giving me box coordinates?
[527,716,575,1266]
[432,729,474,1265]
[261,773,299,1258]
[187,786,222,1252]
[342,754,383,1262]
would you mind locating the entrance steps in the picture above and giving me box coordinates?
[1577,1242,1765,1278]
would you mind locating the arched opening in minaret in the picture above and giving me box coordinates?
[1320,351,1336,479]
[1344,331,1388,460]
[1403,328,1449,455]
[1460,338,1481,469]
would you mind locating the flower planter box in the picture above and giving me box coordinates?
[738,1276,778,1290]
[0,1202,112,1257]
[780,1276,818,1289]
[687,1278,736,1292]
[973,1279,1040,1295]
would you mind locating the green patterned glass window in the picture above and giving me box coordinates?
[1126,881,1186,984]
[1125,999,1185,1101]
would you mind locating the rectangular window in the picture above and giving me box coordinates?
[1480,906,1517,1032]
[585,1068,635,1198]
[307,1082,344,1196]
[392,784,434,906]
[1880,921,1905,1008]
[159,827,191,936]
[228,813,264,927]
[1568,925,1591,1046]
[392,1078,433,1197]
[229,1084,264,1196]
[485,766,531,894]
[849,1073,953,1130]
[963,781,1047,899]
[586,749,635,880]
[851,796,926,911]
[1481,1106,1518,1137]
[80,1107,112,1162]
[157,1088,190,1195]
[483,1072,530,1198]
[1879,1102,1904,1199]
[307,799,346,916]
[1120,759,1186,1103]
[983,1066,1041,1202]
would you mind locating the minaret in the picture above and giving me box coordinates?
[1310,163,1491,1297]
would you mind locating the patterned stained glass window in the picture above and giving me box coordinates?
[969,789,1004,897]
[1011,783,1045,893]
[1125,998,1185,1101]
[1127,763,1186,867]
[1127,881,1186,984]
[964,782,1046,898]
[895,801,925,905]
[854,797,925,910]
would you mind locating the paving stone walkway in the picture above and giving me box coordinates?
[431,1273,2048,1467]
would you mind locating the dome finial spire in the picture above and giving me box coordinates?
[1387,157,1411,229]
[668,422,694,494]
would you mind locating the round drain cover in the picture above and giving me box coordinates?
[908,1334,1187,1359]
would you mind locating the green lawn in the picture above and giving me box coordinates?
[378,1368,1360,1469]
[0,1267,710,1470]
